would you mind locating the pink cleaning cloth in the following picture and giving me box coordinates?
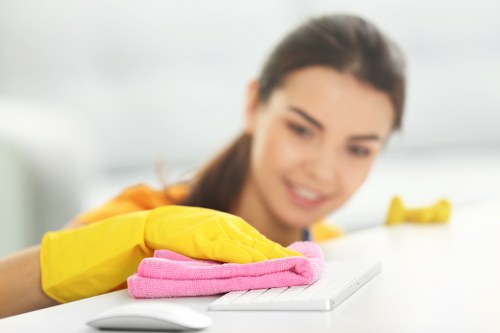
[127,241,324,298]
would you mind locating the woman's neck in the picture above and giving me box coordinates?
[232,178,304,247]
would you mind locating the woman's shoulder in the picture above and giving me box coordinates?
[311,221,343,242]
[118,183,189,206]
[75,183,190,226]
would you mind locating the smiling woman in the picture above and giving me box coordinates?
[240,67,395,241]
[0,13,405,317]
[178,14,405,245]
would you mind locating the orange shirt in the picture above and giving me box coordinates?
[77,184,342,242]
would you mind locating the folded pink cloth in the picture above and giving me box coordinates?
[127,241,324,298]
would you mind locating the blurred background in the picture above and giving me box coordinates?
[1,0,499,256]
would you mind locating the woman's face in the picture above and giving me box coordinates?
[245,66,394,229]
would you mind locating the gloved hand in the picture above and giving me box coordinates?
[40,205,302,303]
[385,196,451,225]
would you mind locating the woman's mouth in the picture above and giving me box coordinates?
[294,186,321,200]
[285,180,328,209]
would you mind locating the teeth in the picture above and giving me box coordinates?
[293,186,320,201]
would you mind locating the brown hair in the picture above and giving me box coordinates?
[180,14,406,212]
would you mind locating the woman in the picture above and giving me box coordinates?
[0,14,405,317]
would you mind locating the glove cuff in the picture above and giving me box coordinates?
[40,211,153,303]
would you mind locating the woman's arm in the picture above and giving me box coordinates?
[0,205,300,317]
[0,246,58,318]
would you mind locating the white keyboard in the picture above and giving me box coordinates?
[208,261,380,311]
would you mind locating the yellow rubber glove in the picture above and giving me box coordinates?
[41,205,302,303]
[385,196,452,226]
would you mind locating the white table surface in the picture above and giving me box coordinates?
[1,196,499,333]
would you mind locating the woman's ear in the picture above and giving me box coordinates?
[244,80,260,135]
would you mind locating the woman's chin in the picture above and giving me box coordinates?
[276,210,320,230]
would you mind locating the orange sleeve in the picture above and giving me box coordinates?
[77,184,189,225]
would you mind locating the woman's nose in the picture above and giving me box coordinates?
[306,148,339,184]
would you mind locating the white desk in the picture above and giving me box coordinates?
[1,197,499,333]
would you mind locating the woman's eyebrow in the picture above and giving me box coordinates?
[288,106,324,130]
[349,134,383,142]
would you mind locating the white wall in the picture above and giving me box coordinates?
[1,0,499,172]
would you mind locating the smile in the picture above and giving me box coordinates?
[293,185,321,201]
[285,181,328,208]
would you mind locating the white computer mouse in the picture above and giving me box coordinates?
[86,301,212,331]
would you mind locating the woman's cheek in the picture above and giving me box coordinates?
[273,134,310,169]
[344,160,373,194]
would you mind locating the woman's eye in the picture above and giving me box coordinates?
[349,145,371,157]
[287,122,313,138]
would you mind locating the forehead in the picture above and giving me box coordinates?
[275,66,394,134]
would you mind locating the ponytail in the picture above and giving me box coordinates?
[179,133,251,213]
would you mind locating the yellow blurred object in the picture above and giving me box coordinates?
[385,196,452,226]
[311,222,343,242]
[41,205,302,303]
